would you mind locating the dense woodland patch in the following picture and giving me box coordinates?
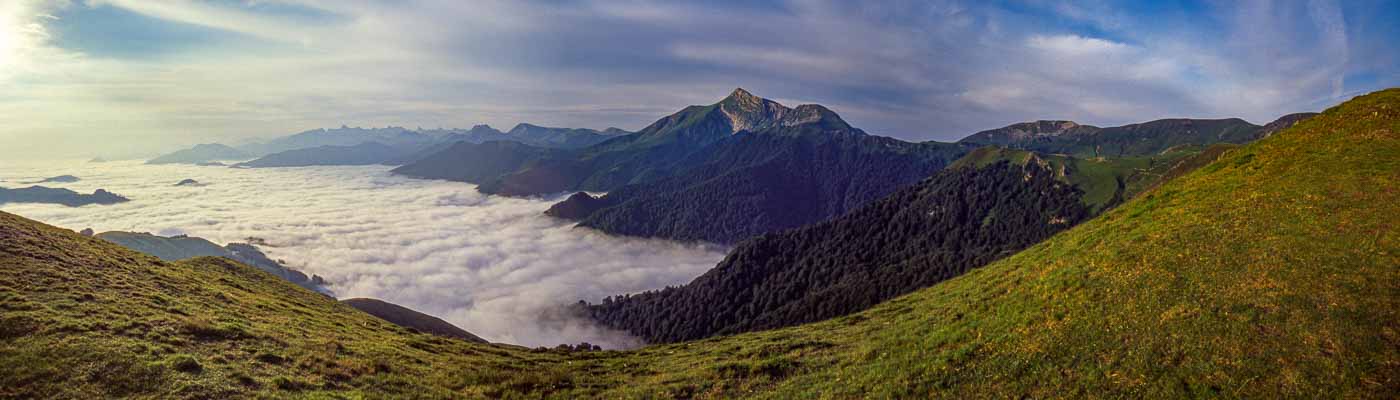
[586,160,1091,342]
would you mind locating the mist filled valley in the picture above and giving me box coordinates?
[0,160,726,348]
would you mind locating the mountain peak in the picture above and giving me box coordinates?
[727,87,758,102]
[713,88,850,134]
[508,123,543,135]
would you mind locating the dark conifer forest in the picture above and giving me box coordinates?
[586,160,1092,343]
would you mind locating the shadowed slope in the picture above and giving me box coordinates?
[341,298,486,343]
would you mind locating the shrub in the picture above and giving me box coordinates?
[168,354,202,374]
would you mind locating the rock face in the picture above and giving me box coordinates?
[340,298,487,343]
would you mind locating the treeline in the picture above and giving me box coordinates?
[585,161,1091,343]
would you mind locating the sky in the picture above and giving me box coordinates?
[0,0,1396,159]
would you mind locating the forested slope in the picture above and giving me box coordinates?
[586,159,1092,342]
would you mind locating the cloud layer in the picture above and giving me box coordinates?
[0,161,728,348]
[0,0,1395,160]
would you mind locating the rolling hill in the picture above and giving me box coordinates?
[340,298,486,343]
[1,88,1394,398]
[94,231,330,295]
[959,113,1317,158]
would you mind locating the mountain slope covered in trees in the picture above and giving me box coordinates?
[586,158,1093,342]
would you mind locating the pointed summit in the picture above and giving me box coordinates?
[633,87,856,145]
[726,87,759,102]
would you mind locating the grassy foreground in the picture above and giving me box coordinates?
[3,89,1398,398]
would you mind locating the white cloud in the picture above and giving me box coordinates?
[0,161,729,348]
[1026,34,1131,56]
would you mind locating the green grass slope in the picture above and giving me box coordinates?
[541,88,1398,397]
[2,89,1396,398]
[0,215,572,399]
[949,144,1235,213]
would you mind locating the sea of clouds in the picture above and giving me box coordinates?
[0,160,728,348]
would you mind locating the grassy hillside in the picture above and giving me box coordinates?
[561,88,1397,397]
[3,88,1396,398]
[0,215,571,398]
[949,144,1234,213]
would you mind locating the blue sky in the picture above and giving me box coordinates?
[0,0,1396,159]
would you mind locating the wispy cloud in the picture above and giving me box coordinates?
[0,0,1394,159]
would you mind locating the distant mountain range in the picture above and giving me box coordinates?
[399,88,970,244]
[231,142,422,168]
[147,124,628,168]
[0,186,129,207]
[146,143,251,165]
